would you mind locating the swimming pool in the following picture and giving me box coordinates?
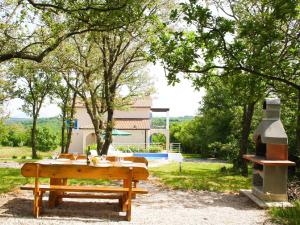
[133,153,168,160]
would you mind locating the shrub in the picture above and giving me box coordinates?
[1,125,28,147]
[12,155,17,159]
[147,145,163,153]
[207,141,239,161]
[86,144,97,151]
[35,127,58,152]
[116,146,128,152]
[128,145,142,152]
[21,155,26,159]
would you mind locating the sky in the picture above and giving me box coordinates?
[4,63,205,118]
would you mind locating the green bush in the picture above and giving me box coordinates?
[147,145,163,153]
[151,133,166,149]
[116,146,128,152]
[128,145,142,152]
[35,127,58,152]
[116,145,145,152]
[86,144,97,151]
[12,155,17,159]
[207,141,239,161]
[1,125,28,147]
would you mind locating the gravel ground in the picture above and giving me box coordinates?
[0,159,270,225]
[0,161,23,168]
[0,178,269,225]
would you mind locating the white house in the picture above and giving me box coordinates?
[69,96,170,153]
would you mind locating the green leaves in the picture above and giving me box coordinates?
[152,0,299,93]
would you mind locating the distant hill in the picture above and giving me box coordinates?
[151,116,193,128]
[6,115,193,132]
[6,117,61,134]
[169,116,193,122]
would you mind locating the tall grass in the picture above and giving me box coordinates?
[269,201,300,225]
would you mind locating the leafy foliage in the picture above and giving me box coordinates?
[0,124,28,147]
[35,127,58,152]
[151,133,166,144]
[0,118,59,152]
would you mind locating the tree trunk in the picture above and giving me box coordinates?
[102,108,114,155]
[60,108,66,153]
[296,89,300,156]
[95,129,103,155]
[235,101,256,176]
[65,92,77,153]
[31,115,38,159]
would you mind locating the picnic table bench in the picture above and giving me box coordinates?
[20,159,149,221]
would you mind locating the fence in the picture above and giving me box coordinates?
[169,143,181,153]
[112,142,181,153]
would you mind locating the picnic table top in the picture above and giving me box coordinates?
[21,159,149,180]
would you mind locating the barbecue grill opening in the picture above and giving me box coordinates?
[255,135,266,157]
[263,100,267,110]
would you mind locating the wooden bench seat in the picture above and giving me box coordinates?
[20,184,148,194]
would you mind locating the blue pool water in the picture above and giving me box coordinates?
[133,153,168,160]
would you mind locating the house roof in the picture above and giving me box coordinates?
[114,119,150,130]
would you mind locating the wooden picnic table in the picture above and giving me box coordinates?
[21,158,149,221]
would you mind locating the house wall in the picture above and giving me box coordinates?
[69,129,97,154]
[69,96,168,152]
[75,107,94,129]
[69,130,84,153]
[112,129,148,147]
[114,107,151,119]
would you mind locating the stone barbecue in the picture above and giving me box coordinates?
[243,98,295,206]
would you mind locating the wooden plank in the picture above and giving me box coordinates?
[21,162,149,180]
[62,193,122,199]
[20,184,148,194]
[107,156,148,166]
[243,155,295,166]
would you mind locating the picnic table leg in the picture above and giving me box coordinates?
[121,179,130,212]
[48,178,66,208]
[132,180,138,199]
[33,190,41,218]
[38,191,44,213]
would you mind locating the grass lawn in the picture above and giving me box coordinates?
[0,168,31,193]
[182,153,202,159]
[0,168,111,194]
[150,162,251,192]
[0,146,57,160]
[269,201,300,225]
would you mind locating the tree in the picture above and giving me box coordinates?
[0,0,153,63]
[95,28,154,154]
[54,73,79,153]
[35,127,58,152]
[151,0,300,161]
[10,60,58,158]
[55,33,153,155]
[152,0,299,87]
